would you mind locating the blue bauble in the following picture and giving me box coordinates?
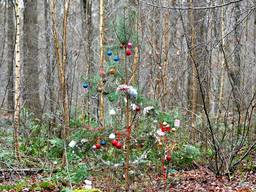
[107,50,112,56]
[83,82,89,89]
[113,55,120,62]
[100,140,107,146]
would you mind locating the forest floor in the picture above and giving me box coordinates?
[0,117,255,191]
[0,166,255,191]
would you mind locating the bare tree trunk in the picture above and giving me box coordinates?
[218,0,226,118]
[50,0,71,165]
[44,0,55,131]
[14,0,23,161]
[187,0,209,141]
[23,0,42,119]
[7,1,15,114]
[99,0,105,127]
[81,0,93,123]
[187,0,197,140]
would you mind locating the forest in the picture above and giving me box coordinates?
[0,0,255,191]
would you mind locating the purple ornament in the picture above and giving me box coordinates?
[127,42,132,49]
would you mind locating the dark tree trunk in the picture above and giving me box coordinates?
[7,1,15,114]
[23,0,42,118]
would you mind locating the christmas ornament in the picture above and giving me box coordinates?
[83,82,89,89]
[128,86,137,98]
[84,180,92,189]
[99,67,105,77]
[107,49,112,56]
[92,145,96,149]
[174,119,181,127]
[109,109,116,116]
[97,87,103,92]
[116,142,122,149]
[95,143,101,149]
[166,155,171,161]
[117,84,129,92]
[135,106,141,112]
[100,140,107,146]
[108,67,117,75]
[126,49,132,56]
[112,139,118,146]
[113,55,120,62]
[109,133,116,140]
[143,106,154,115]
[160,122,171,132]
[68,140,77,148]
[127,42,132,49]
[157,129,165,137]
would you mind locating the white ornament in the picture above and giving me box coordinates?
[143,106,154,115]
[174,119,181,127]
[68,140,77,148]
[128,86,138,98]
[156,129,165,137]
[109,109,116,115]
[116,84,129,92]
[81,138,88,143]
[84,185,92,189]
[109,133,116,140]
[84,180,92,185]
[131,103,137,111]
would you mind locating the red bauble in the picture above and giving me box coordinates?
[135,106,141,112]
[112,140,118,146]
[116,142,122,149]
[126,49,132,56]
[166,155,171,161]
[160,123,171,132]
[99,67,105,77]
[95,143,101,149]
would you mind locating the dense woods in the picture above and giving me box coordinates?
[0,0,255,191]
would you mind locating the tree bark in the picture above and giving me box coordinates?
[99,0,105,127]
[23,0,42,119]
[7,1,15,114]
[14,0,23,161]
[44,0,55,130]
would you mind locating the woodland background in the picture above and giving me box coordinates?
[0,0,255,191]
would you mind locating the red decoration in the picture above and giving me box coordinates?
[126,49,132,56]
[99,67,105,77]
[160,123,171,132]
[166,155,171,161]
[127,42,132,49]
[95,143,101,149]
[116,142,122,149]
[135,106,141,113]
[112,140,118,146]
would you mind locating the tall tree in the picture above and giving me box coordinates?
[23,0,42,118]
[44,0,55,130]
[81,0,93,122]
[50,0,71,165]
[7,0,15,114]
[99,0,105,127]
[14,0,23,161]
[187,0,209,140]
